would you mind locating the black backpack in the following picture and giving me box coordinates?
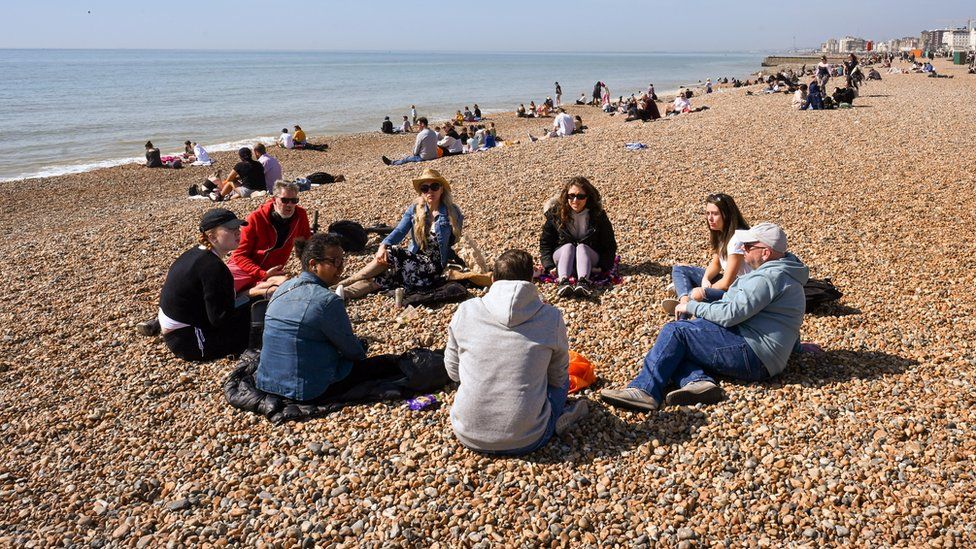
[327,220,369,253]
[307,172,334,185]
[804,278,843,312]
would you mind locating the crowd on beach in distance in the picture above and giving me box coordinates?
[127,52,958,453]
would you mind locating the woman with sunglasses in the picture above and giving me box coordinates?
[335,167,464,300]
[257,234,400,401]
[663,193,750,317]
[228,180,311,294]
[540,176,617,298]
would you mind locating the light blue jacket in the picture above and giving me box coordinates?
[382,202,463,268]
[256,272,366,401]
[686,253,809,376]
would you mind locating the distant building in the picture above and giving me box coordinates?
[838,36,867,53]
[920,29,947,52]
[944,27,971,52]
[821,39,840,53]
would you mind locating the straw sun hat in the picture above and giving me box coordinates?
[411,167,451,193]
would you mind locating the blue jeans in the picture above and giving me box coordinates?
[671,265,725,302]
[484,380,568,456]
[391,155,425,166]
[628,319,769,403]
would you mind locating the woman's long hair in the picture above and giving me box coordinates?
[554,176,603,229]
[706,193,749,257]
[412,188,462,251]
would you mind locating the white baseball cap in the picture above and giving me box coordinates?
[734,222,788,253]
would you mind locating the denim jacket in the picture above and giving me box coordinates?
[382,203,464,268]
[256,272,366,401]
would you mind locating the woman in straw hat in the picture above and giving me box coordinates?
[335,167,464,300]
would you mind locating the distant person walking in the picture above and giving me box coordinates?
[554,82,562,107]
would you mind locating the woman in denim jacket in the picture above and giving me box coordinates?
[336,167,464,300]
[257,234,397,401]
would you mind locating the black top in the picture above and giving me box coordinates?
[540,207,617,273]
[159,247,237,330]
[474,107,481,118]
[146,148,163,168]
[381,120,394,133]
[234,160,266,191]
[446,127,459,139]
[270,210,294,250]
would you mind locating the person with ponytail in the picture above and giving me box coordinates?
[256,234,398,401]
[334,167,464,300]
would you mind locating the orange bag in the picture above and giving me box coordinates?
[568,351,597,393]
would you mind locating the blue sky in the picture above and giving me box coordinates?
[2,1,972,51]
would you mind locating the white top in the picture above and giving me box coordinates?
[401,120,412,132]
[673,96,690,112]
[719,234,752,275]
[569,209,589,240]
[193,144,211,164]
[279,132,294,149]
[553,112,575,137]
[438,135,463,153]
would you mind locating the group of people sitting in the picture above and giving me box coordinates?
[517,97,556,118]
[140,167,812,455]
[381,117,502,166]
[527,108,583,140]
[454,105,483,124]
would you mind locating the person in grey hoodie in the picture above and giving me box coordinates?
[445,249,588,454]
[382,117,438,165]
[601,223,809,411]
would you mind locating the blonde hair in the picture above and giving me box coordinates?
[197,229,218,249]
[411,189,461,251]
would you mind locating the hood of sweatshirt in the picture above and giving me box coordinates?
[757,252,809,285]
[480,280,544,328]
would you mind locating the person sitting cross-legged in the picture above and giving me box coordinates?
[601,223,808,410]
[445,249,589,455]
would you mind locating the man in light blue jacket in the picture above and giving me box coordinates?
[602,223,809,411]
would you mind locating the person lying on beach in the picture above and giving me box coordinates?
[540,177,617,299]
[228,179,310,293]
[445,249,587,455]
[333,168,464,300]
[150,208,279,361]
[381,117,438,166]
[381,116,395,134]
[144,141,163,168]
[662,193,750,319]
[253,143,281,193]
[211,147,266,201]
[601,222,808,410]
[792,84,809,110]
[256,233,396,402]
[277,128,295,149]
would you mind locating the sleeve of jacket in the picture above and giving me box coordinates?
[201,260,239,328]
[539,212,559,272]
[686,275,776,327]
[319,298,367,361]
[382,206,415,247]
[231,215,267,280]
[412,132,424,156]
[597,211,617,272]
[444,313,461,383]
[546,310,570,389]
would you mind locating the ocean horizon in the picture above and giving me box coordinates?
[0,49,765,182]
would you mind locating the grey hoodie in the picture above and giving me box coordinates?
[445,280,569,452]
[686,253,809,376]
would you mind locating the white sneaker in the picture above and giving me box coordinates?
[555,400,589,435]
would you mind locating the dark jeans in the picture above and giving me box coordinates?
[671,265,725,302]
[163,306,250,362]
[317,355,404,399]
[628,319,769,403]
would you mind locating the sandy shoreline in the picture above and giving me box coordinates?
[2,59,975,546]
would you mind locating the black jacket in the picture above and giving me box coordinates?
[540,207,617,273]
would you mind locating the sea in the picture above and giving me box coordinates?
[0,49,763,182]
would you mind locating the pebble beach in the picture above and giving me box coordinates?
[1,58,975,547]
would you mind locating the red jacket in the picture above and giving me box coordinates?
[230,200,311,290]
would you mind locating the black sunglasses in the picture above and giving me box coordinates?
[419,182,442,193]
[278,197,300,204]
[567,193,588,201]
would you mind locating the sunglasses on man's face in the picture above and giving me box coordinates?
[278,196,300,204]
[419,183,442,193]
[567,193,588,201]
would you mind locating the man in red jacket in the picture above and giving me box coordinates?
[229,180,311,293]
